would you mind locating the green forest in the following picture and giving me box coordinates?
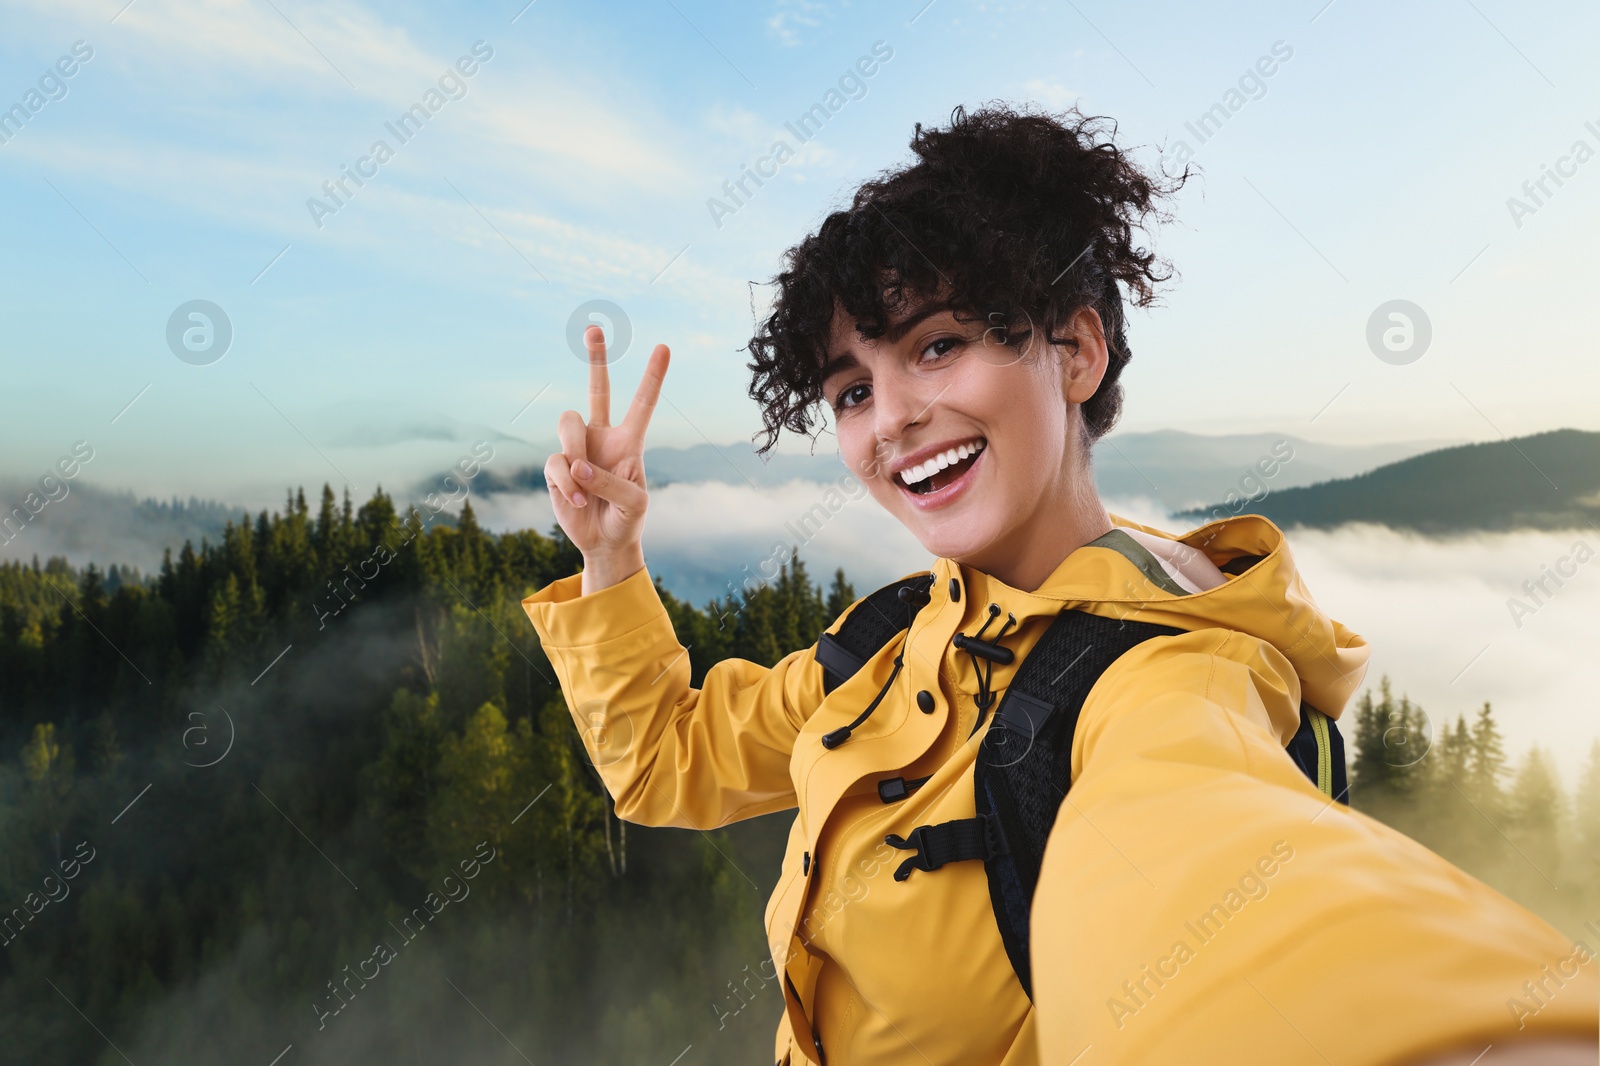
[0,484,1596,1064]
[1185,428,1600,534]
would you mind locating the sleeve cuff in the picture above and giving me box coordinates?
[519,562,668,650]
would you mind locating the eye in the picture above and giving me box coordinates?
[920,336,962,361]
[833,382,871,413]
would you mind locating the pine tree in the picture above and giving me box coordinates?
[825,567,856,623]
[1351,678,1412,793]
[90,710,123,772]
[363,688,448,874]
[1571,739,1600,882]
[1349,684,1387,796]
[1465,701,1509,818]
[1507,746,1565,885]
[21,721,75,863]
[313,484,339,564]
[205,573,243,670]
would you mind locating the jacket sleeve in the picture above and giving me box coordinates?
[519,565,824,829]
[1030,627,1598,1066]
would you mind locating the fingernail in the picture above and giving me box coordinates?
[574,460,593,479]
[572,490,586,506]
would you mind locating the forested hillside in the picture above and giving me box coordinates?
[0,485,1593,1063]
[1179,428,1600,533]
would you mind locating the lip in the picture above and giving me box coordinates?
[898,443,985,511]
[889,435,987,477]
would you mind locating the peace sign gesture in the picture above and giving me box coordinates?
[545,325,670,593]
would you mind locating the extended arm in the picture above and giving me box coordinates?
[522,564,823,829]
[1029,627,1598,1064]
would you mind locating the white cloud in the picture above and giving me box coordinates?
[767,0,828,47]
[1283,523,1600,790]
[1020,78,1081,110]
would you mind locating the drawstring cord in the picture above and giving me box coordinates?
[819,577,1016,747]
[959,604,1017,737]
[821,577,933,749]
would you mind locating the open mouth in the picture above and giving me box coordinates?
[898,438,986,496]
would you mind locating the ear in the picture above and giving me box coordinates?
[1059,306,1110,405]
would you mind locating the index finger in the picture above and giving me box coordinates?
[585,324,611,428]
[620,343,670,441]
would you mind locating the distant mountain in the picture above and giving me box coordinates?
[456,440,846,497]
[1090,430,1456,513]
[1176,429,1600,534]
[0,482,242,577]
[0,481,461,577]
[5,429,1544,575]
[462,431,1456,513]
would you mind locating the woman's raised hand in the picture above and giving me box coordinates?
[544,324,670,593]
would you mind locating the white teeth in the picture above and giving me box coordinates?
[898,438,985,487]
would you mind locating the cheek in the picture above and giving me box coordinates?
[838,426,878,483]
[1018,361,1069,438]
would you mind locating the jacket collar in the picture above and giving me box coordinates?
[792,510,1370,843]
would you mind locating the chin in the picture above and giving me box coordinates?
[905,518,1002,564]
[867,482,1015,564]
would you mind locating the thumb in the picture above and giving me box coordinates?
[573,460,648,513]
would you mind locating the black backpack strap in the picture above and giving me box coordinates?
[881,605,1353,1000]
[883,812,1008,881]
[974,610,1186,997]
[816,573,934,694]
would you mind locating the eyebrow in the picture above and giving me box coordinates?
[821,301,953,384]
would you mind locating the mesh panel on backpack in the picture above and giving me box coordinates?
[813,578,1350,1004]
[975,610,1189,997]
[818,575,935,695]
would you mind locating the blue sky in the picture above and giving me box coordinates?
[2,0,1598,507]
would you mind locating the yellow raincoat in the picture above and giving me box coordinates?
[519,511,1598,1064]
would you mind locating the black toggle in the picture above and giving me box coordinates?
[877,774,931,803]
[897,584,931,609]
[949,577,961,602]
[916,689,935,713]
[953,632,1015,664]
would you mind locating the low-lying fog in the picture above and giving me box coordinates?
[474,481,1600,787]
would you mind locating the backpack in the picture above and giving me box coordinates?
[811,555,1349,1000]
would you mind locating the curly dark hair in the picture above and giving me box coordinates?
[744,102,1188,457]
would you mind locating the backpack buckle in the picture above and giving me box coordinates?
[884,814,1007,882]
[884,826,936,881]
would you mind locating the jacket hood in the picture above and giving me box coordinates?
[945,510,1370,723]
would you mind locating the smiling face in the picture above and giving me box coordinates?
[821,294,1116,590]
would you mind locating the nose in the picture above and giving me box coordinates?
[871,361,933,450]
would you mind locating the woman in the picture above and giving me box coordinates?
[522,106,1596,1064]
